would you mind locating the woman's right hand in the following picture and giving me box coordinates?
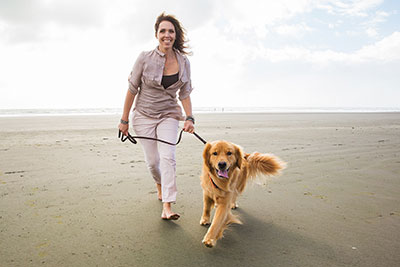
[118,123,129,136]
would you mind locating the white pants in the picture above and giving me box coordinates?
[132,111,179,203]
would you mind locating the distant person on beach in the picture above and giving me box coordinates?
[118,12,194,220]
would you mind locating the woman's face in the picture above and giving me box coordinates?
[156,20,176,52]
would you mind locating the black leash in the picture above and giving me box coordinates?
[118,129,207,146]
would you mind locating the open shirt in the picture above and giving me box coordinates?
[128,47,193,120]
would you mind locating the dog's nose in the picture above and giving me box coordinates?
[218,162,227,170]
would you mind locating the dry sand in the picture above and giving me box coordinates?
[0,113,399,267]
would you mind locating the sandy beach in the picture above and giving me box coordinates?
[0,112,399,266]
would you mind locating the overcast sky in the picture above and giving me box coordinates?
[0,0,399,109]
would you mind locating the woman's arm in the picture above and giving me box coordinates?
[118,90,136,135]
[181,96,195,133]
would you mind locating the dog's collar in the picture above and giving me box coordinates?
[208,174,221,190]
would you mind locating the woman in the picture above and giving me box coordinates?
[118,13,195,220]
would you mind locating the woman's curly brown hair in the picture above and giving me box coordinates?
[154,12,191,55]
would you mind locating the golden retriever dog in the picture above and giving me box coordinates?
[200,140,285,248]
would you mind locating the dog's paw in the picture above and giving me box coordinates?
[200,217,211,226]
[202,238,216,248]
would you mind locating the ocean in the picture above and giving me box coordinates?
[0,107,399,117]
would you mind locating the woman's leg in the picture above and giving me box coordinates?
[157,117,179,202]
[132,112,161,185]
[157,117,180,219]
[156,183,162,201]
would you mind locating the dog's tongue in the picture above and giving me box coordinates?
[217,170,229,178]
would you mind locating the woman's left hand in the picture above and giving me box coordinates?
[183,120,195,133]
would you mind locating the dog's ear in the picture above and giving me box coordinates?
[203,143,213,173]
[233,144,244,169]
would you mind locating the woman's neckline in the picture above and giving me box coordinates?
[163,72,179,77]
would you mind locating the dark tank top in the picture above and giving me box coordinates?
[161,72,179,89]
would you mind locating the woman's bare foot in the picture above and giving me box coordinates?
[161,202,180,220]
[156,183,162,201]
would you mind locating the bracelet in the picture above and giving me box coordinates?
[185,115,195,124]
[120,119,129,125]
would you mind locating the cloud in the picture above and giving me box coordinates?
[0,0,389,46]
[214,0,315,39]
[318,0,384,16]
[366,27,378,37]
[0,0,105,26]
[0,0,216,46]
[252,31,400,64]
[274,23,314,38]
[355,31,400,61]
[116,0,215,47]
[360,9,391,38]
[0,0,106,44]
[371,10,390,24]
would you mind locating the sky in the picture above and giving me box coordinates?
[0,0,399,109]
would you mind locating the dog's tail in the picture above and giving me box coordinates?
[244,152,286,180]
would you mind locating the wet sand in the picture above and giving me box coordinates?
[0,112,399,266]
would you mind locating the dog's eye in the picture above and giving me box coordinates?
[212,152,217,156]
[227,151,232,156]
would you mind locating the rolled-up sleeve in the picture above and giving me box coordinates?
[128,52,145,95]
[178,58,194,100]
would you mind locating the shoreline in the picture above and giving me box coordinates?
[0,107,399,118]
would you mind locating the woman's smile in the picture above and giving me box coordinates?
[157,20,176,52]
